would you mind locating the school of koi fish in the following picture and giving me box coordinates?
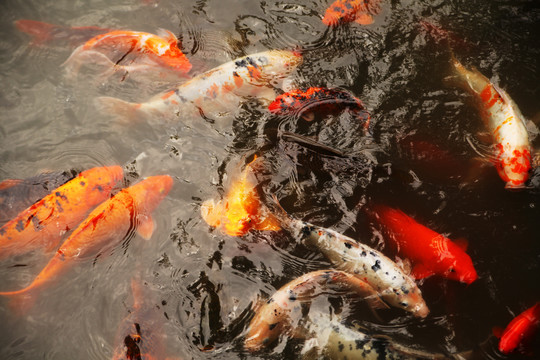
[0,0,538,359]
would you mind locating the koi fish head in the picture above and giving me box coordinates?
[130,175,173,214]
[79,166,124,206]
[234,50,302,85]
[495,144,531,189]
[436,239,478,284]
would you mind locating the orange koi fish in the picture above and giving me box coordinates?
[268,87,370,125]
[0,170,75,225]
[497,302,540,355]
[111,278,167,360]
[201,156,280,237]
[450,57,532,188]
[245,270,385,352]
[95,50,302,123]
[63,29,191,80]
[368,204,478,284]
[0,175,173,311]
[0,166,123,260]
[15,19,112,46]
[322,0,381,27]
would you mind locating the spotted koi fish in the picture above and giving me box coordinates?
[0,175,173,312]
[268,87,370,126]
[0,166,123,260]
[322,0,381,27]
[63,29,191,80]
[95,50,302,123]
[0,170,75,225]
[245,270,385,352]
[111,278,167,360]
[15,19,112,46]
[303,316,452,359]
[450,56,532,188]
[201,156,281,237]
[497,302,540,355]
[275,204,428,317]
[368,204,478,284]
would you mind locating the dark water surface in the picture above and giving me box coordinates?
[0,0,539,359]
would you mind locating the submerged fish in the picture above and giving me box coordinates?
[63,29,191,80]
[0,170,75,225]
[0,166,123,260]
[368,204,478,284]
[450,56,532,188]
[0,175,173,311]
[322,0,381,27]
[302,315,452,360]
[497,302,540,355]
[201,156,281,237]
[95,50,302,123]
[268,87,370,126]
[245,269,385,352]
[14,19,112,46]
[111,278,167,360]
[275,202,428,318]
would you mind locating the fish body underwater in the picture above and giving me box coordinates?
[498,302,540,355]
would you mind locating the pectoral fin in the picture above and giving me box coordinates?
[411,263,434,280]
[453,237,469,252]
[137,215,155,240]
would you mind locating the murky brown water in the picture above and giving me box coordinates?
[0,0,539,359]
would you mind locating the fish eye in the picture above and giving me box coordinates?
[449,268,456,273]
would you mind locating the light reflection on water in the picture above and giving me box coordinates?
[0,0,539,359]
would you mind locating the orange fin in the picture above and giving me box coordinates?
[156,28,178,46]
[411,263,434,280]
[137,215,155,240]
[0,179,22,190]
[354,13,374,25]
[453,237,469,252]
[200,199,223,228]
[94,96,142,124]
[492,326,504,339]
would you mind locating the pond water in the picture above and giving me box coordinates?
[0,0,538,359]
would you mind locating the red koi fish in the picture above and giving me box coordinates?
[0,170,75,225]
[245,270,386,352]
[497,302,540,355]
[111,278,167,360]
[322,0,381,27]
[63,29,191,79]
[368,204,478,284]
[450,56,532,189]
[0,175,173,312]
[15,19,112,46]
[201,156,281,237]
[0,166,123,260]
[268,87,370,126]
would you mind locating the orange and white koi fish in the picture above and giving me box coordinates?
[368,204,478,284]
[201,156,280,237]
[0,166,123,260]
[111,278,167,360]
[497,302,540,355]
[274,199,428,317]
[95,50,302,123]
[0,175,173,311]
[15,19,112,46]
[322,0,381,27]
[450,57,532,188]
[63,29,191,80]
[0,170,75,225]
[245,270,385,352]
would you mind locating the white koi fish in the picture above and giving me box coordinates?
[450,57,532,188]
[95,50,302,123]
[271,197,428,318]
[245,270,386,352]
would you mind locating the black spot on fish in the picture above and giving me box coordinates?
[338,342,344,352]
[372,339,387,360]
[268,323,277,331]
[361,251,367,257]
[288,292,297,302]
[400,301,408,307]
[96,185,103,192]
[344,242,352,249]
[401,286,409,294]
[266,298,274,304]
[355,338,369,349]
[80,181,85,186]
[246,56,258,67]
[16,220,25,232]
[371,260,381,272]
[56,200,64,213]
[235,59,248,68]
[369,251,377,257]
[0,227,5,236]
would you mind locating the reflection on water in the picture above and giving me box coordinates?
[0,0,539,359]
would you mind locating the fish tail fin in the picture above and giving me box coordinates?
[94,96,145,124]
[0,289,36,316]
[14,19,58,45]
[269,194,293,228]
[62,47,115,80]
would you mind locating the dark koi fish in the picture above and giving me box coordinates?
[368,204,478,284]
[245,270,386,352]
[0,170,75,225]
[14,19,112,46]
[497,302,540,355]
[268,87,370,126]
[322,0,381,27]
[0,166,123,260]
[0,175,173,312]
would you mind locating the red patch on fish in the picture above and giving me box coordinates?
[322,0,381,27]
[498,303,540,355]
